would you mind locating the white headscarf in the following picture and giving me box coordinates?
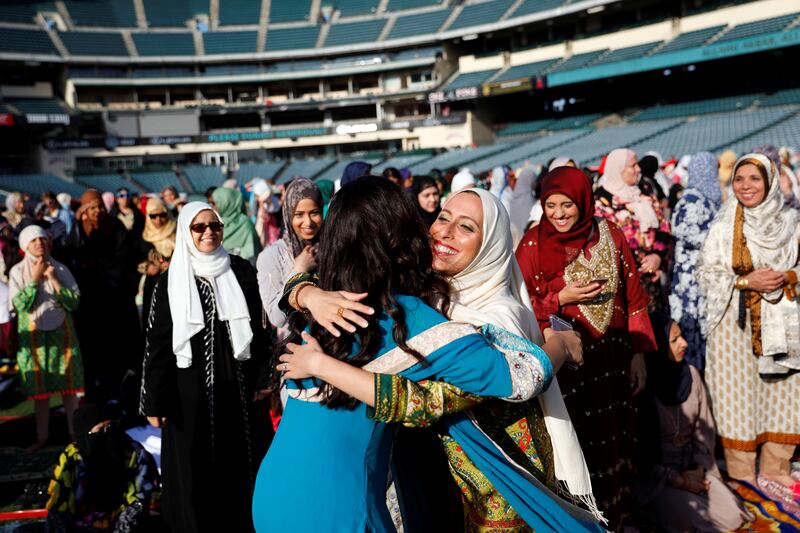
[168,201,253,369]
[489,166,513,212]
[9,225,79,331]
[450,168,476,193]
[508,165,537,236]
[446,188,598,515]
[603,148,660,231]
[548,157,574,172]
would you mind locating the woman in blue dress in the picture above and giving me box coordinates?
[668,152,723,373]
[252,178,591,532]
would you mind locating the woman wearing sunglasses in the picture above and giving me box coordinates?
[140,202,273,533]
[140,197,177,326]
[109,187,145,236]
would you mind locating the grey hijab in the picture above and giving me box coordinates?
[282,178,323,257]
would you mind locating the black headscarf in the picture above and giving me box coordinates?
[648,318,693,406]
[412,176,441,228]
[73,403,130,510]
[638,155,666,201]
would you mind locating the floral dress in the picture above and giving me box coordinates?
[595,187,672,316]
[668,188,717,373]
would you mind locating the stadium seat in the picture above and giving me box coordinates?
[493,59,557,83]
[329,0,381,18]
[714,13,799,43]
[264,26,320,51]
[0,174,85,197]
[5,98,68,114]
[203,31,258,55]
[142,0,208,27]
[631,94,761,122]
[276,158,337,184]
[0,1,55,24]
[325,19,387,47]
[388,9,451,39]
[630,108,797,157]
[130,170,184,193]
[509,0,565,18]
[654,25,726,54]
[386,0,443,10]
[447,0,515,31]
[548,113,603,130]
[373,152,435,172]
[269,0,312,23]
[548,50,608,73]
[495,119,556,137]
[132,32,196,56]
[218,0,262,26]
[236,161,285,184]
[469,130,591,172]
[180,166,224,191]
[410,144,513,174]
[731,111,800,154]
[314,159,383,182]
[75,174,141,193]
[760,89,800,108]
[60,31,129,56]
[64,0,138,27]
[441,69,498,90]
[590,42,661,66]
[0,27,57,55]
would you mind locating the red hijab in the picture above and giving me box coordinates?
[535,167,598,280]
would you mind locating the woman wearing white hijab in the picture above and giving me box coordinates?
[450,168,477,193]
[699,153,800,496]
[140,202,272,533]
[280,189,602,529]
[596,148,671,317]
[489,165,514,212]
[10,225,83,452]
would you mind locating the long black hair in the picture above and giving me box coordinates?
[283,177,451,409]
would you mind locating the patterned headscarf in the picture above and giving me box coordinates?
[687,152,722,207]
[282,178,323,257]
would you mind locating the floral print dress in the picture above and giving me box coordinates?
[595,187,672,315]
[668,188,717,373]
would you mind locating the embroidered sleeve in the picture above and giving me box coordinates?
[55,286,80,312]
[367,373,484,427]
[140,279,175,417]
[479,323,552,402]
[12,282,38,312]
[278,272,318,318]
[46,446,80,513]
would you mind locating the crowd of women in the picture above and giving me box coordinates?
[2,144,800,532]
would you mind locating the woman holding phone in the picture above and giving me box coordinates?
[515,166,657,531]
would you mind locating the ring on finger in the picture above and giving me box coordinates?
[337,307,345,317]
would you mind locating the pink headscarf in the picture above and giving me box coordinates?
[602,148,659,231]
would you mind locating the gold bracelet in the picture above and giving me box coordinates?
[288,281,316,311]
[736,277,749,290]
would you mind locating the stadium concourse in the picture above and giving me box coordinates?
[1,0,800,530]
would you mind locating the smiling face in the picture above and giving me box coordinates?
[543,193,580,233]
[84,199,104,225]
[190,210,223,253]
[417,185,441,213]
[732,162,767,208]
[26,236,48,258]
[291,198,322,241]
[667,322,688,363]
[621,152,641,186]
[429,192,483,276]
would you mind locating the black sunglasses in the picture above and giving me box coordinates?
[190,222,224,234]
[148,212,169,220]
[116,193,130,198]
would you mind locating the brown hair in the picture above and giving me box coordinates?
[734,157,770,183]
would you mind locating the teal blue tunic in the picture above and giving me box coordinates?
[252,295,514,532]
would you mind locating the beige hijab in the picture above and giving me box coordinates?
[603,148,660,231]
[142,197,177,258]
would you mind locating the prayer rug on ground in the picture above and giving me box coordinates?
[732,480,800,532]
